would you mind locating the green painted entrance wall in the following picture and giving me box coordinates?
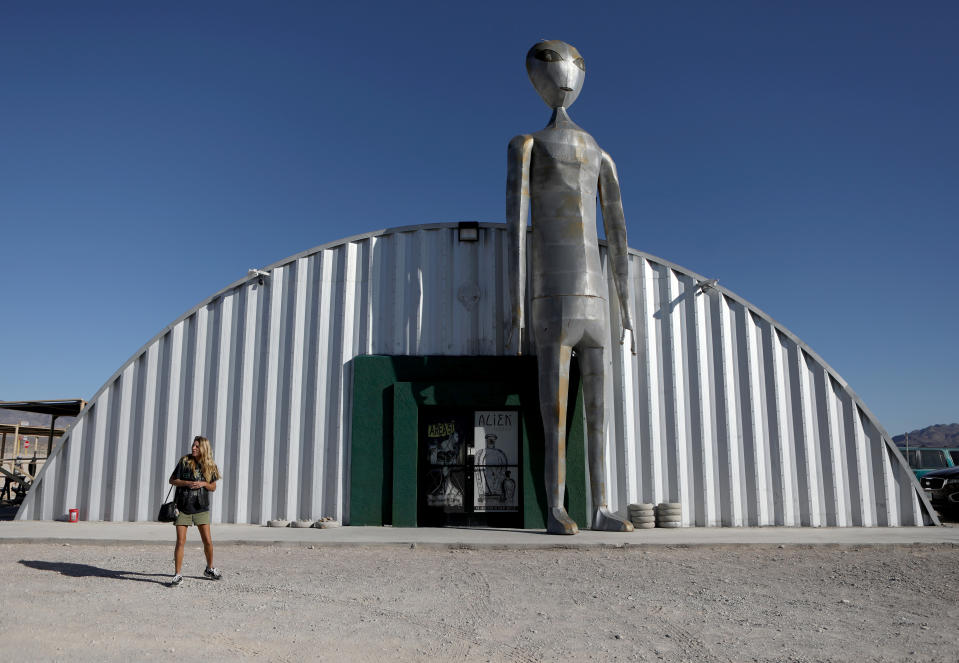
[349,356,587,529]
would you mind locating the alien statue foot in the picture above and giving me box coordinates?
[592,507,634,532]
[547,507,579,535]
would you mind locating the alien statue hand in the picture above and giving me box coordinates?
[620,324,636,356]
[506,316,524,355]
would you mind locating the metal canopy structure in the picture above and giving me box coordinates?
[0,424,67,438]
[0,399,84,460]
[0,400,86,418]
[0,400,82,506]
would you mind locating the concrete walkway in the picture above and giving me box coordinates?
[1,520,957,548]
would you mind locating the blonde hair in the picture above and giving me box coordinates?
[186,435,221,483]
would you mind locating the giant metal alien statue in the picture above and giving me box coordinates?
[507,40,634,535]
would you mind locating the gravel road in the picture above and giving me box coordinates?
[1,541,956,662]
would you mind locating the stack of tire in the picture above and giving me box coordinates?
[627,503,655,529]
[655,502,682,528]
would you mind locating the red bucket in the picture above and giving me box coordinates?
[68,509,79,523]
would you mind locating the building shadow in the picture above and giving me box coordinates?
[653,288,696,320]
[19,560,171,585]
[441,525,557,536]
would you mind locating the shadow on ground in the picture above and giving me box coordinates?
[19,560,171,585]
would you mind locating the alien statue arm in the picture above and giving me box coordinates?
[598,149,635,351]
[506,134,534,353]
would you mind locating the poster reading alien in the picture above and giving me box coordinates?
[473,410,519,512]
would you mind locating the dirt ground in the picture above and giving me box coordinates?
[0,541,956,662]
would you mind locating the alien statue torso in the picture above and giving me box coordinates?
[528,110,606,303]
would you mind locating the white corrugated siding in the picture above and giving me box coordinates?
[17,223,935,526]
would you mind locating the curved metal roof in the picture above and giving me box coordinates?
[17,222,936,526]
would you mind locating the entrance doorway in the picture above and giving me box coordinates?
[348,355,588,529]
[418,407,522,528]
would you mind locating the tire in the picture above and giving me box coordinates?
[628,503,655,511]
[656,509,683,516]
[267,519,289,528]
[314,519,341,528]
[657,521,682,528]
[291,520,314,528]
[630,515,656,524]
[657,502,682,510]
[634,522,656,529]
[656,514,681,523]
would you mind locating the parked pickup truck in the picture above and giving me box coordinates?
[919,466,959,518]
[897,447,959,479]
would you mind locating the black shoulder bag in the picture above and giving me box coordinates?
[158,483,179,522]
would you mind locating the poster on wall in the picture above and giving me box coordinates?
[423,412,468,510]
[473,410,519,512]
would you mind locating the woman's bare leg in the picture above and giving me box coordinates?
[174,525,187,574]
[197,523,214,568]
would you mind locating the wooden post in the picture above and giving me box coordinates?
[48,415,57,458]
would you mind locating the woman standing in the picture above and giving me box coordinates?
[168,435,222,586]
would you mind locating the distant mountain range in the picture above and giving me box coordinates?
[892,424,959,449]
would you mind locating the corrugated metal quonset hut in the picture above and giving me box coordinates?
[17,222,938,527]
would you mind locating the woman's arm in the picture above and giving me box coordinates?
[169,478,202,488]
[168,477,213,490]
[167,459,216,490]
[169,465,193,488]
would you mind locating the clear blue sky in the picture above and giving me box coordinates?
[1,1,956,436]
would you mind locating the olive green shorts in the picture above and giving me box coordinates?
[175,510,211,527]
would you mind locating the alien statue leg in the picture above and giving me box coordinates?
[535,339,579,535]
[578,344,634,532]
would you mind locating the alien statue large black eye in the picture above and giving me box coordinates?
[535,49,562,63]
[573,57,585,72]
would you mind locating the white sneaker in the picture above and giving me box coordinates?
[204,567,222,580]
[170,574,183,587]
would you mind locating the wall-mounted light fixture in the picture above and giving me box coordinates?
[248,268,270,286]
[457,221,479,242]
[696,278,719,294]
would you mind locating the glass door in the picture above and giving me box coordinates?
[418,408,521,528]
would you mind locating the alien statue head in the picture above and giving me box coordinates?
[525,40,586,109]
